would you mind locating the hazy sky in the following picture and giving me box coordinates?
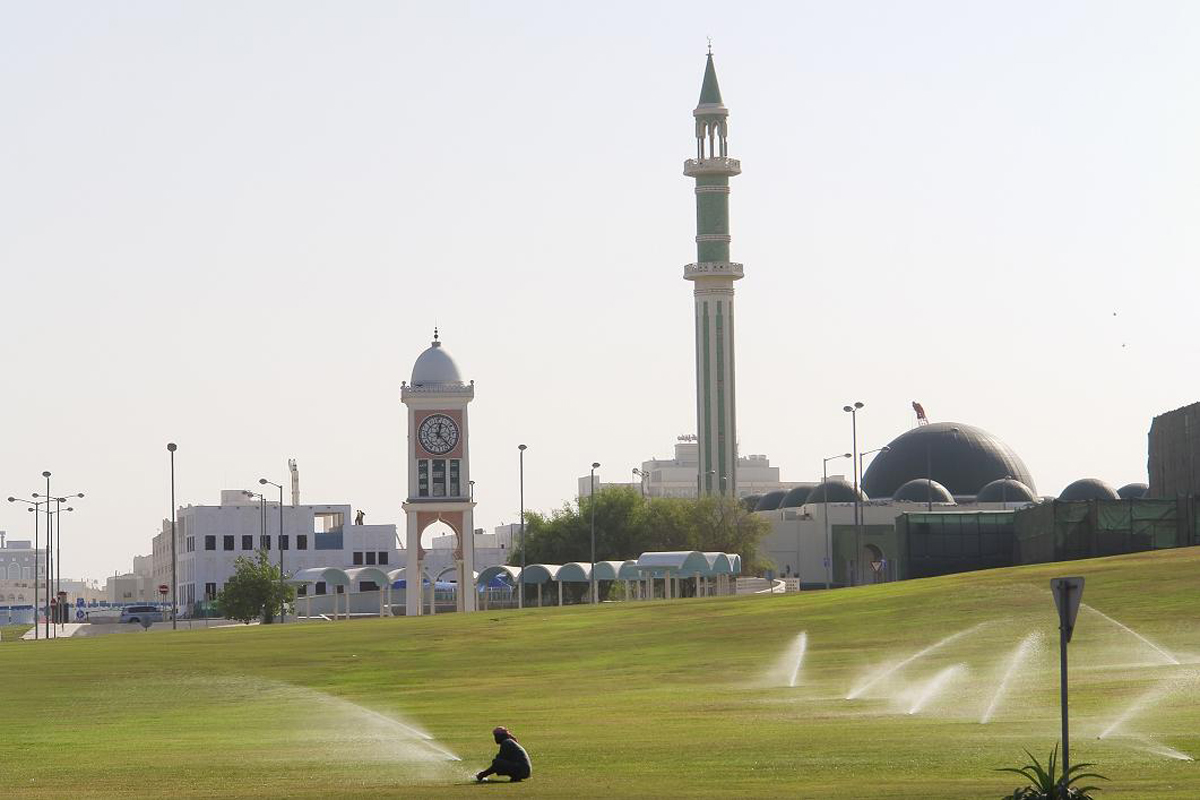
[3,2,1198,580]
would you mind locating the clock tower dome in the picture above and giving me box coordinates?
[401,330,476,615]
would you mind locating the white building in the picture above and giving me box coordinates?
[427,523,518,578]
[150,490,398,613]
[0,536,43,581]
[105,572,149,604]
[579,437,801,500]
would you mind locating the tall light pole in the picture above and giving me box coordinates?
[633,468,648,498]
[842,403,864,585]
[8,496,43,639]
[167,443,178,629]
[518,444,527,610]
[42,471,50,638]
[43,492,84,629]
[821,453,852,590]
[260,477,285,623]
[589,461,600,604]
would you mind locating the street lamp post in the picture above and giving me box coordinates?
[43,492,84,631]
[260,478,286,623]
[42,471,50,639]
[167,443,178,629]
[842,403,864,585]
[244,490,267,619]
[632,468,648,498]
[7,496,43,639]
[821,453,853,590]
[589,462,600,604]
[518,444,527,610]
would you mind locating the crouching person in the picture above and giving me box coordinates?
[475,726,531,783]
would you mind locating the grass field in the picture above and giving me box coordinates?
[1,548,1198,798]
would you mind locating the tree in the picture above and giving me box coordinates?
[216,550,294,624]
[511,487,771,600]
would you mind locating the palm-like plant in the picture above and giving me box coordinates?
[997,745,1107,799]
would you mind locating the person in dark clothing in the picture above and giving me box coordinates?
[475,726,532,783]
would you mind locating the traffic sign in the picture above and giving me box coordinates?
[158,584,169,595]
[1051,577,1084,642]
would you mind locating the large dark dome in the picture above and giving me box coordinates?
[806,479,867,503]
[893,479,955,504]
[976,478,1037,503]
[778,484,816,508]
[1058,478,1119,502]
[1117,482,1149,500]
[754,490,787,512]
[861,422,1035,499]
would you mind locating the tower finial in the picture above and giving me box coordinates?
[707,37,712,56]
[433,326,439,342]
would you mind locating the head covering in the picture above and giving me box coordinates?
[492,726,513,740]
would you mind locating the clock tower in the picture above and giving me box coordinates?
[401,330,476,615]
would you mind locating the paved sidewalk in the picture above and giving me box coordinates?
[21,623,86,640]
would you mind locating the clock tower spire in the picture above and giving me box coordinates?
[685,49,741,497]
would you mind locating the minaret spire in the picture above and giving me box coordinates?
[683,51,742,497]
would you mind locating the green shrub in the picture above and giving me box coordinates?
[997,745,1107,799]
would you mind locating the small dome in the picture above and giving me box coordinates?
[1117,482,1149,500]
[741,494,763,512]
[862,422,1035,498]
[410,335,463,387]
[806,479,866,504]
[778,484,816,509]
[1058,478,1120,502]
[976,478,1037,503]
[892,479,955,504]
[755,490,787,512]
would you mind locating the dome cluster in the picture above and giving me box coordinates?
[862,422,1036,499]
[744,419,1147,511]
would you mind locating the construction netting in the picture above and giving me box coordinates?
[1014,498,1198,565]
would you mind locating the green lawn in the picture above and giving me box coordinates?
[1,548,1198,798]
[1,624,31,643]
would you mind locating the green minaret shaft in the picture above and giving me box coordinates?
[684,52,741,497]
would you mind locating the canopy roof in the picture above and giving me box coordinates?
[556,562,592,582]
[289,567,349,586]
[636,551,712,574]
[344,567,391,586]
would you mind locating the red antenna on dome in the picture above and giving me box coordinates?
[913,401,929,426]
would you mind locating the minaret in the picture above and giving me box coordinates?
[684,49,741,496]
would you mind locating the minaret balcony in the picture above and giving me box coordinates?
[683,157,741,177]
[684,262,744,280]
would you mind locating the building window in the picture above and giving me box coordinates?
[418,460,429,497]
[186,537,195,553]
[315,581,326,595]
[242,535,253,551]
[204,535,216,551]
[297,534,308,550]
[261,535,271,550]
[432,459,446,497]
[353,551,363,566]
[449,459,460,496]
[223,535,235,551]
[279,534,289,551]
[365,551,376,565]
[378,551,389,565]
[360,581,378,591]
[297,584,307,597]
[204,582,217,600]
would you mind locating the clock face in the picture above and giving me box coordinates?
[418,414,460,455]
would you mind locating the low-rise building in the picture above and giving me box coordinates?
[578,437,801,500]
[149,490,399,613]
